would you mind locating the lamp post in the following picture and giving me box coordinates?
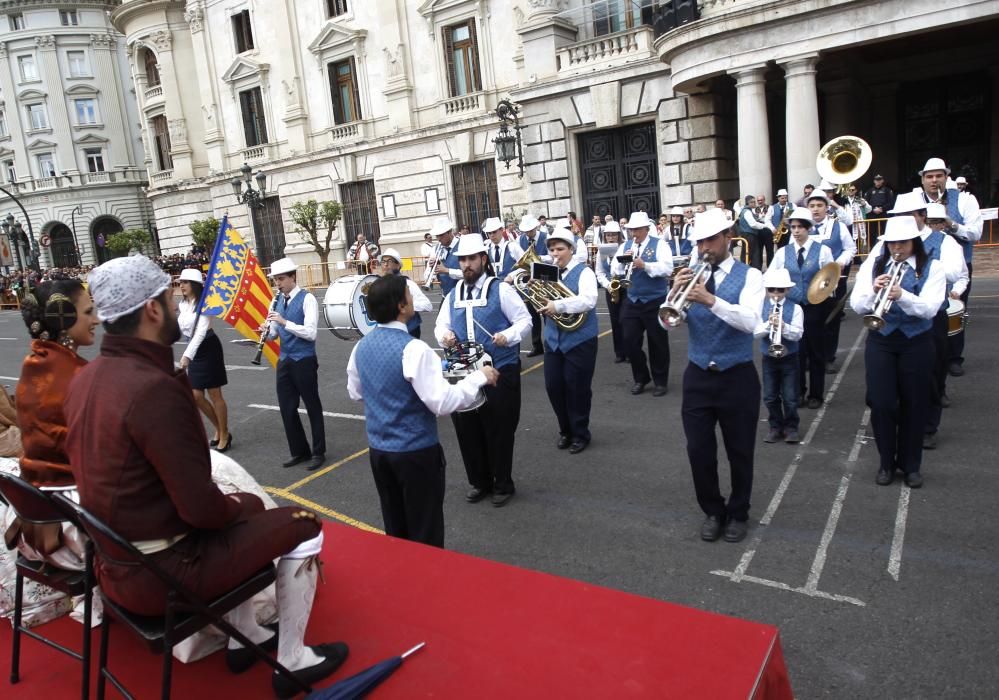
[0,185,40,272]
[493,99,524,179]
[70,204,83,267]
[231,163,268,260]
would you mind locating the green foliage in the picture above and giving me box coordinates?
[290,199,343,284]
[105,228,151,256]
[188,217,221,252]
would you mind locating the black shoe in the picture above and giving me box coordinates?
[922,433,937,450]
[700,515,723,542]
[825,362,838,375]
[784,430,801,444]
[723,519,748,543]
[630,382,647,395]
[807,397,823,410]
[557,434,571,450]
[465,487,491,503]
[282,454,310,469]
[876,469,894,486]
[491,490,515,507]
[527,348,543,358]
[306,455,326,471]
[272,642,349,699]
[652,385,668,397]
[614,356,628,364]
[226,625,278,674]
[764,428,782,443]
[940,393,951,408]
[209,438,220,448]
[905,472,923,489]
[948,362,964,377]
[568,440,589,454]
[216,433,233,453]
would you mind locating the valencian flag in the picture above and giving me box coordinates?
[200,216,280,367]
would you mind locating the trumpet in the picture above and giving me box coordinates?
[768,298,786,358]
[863,255,906,331]
[658,253,712,328]
[509,247,588,331]
[252,292,280,365]
[422,242,443,290]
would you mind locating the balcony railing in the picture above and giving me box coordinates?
[241,144,269,161]
[442,92,481,116]
[0,168,148,194]
[557,26,655,73]
[150,169,173,183]
[34,176,58,190]
[144,84,163,100]
[85,171,111,183]
[328,122,361,143]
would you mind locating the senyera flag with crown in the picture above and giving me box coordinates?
[199,215,280,367]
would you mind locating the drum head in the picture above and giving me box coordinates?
[352,275,379,337]
[946,298,966,337]
[323,275,377,340]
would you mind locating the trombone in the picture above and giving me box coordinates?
[422,242,443,290]
[658,253,712,328]
[767,298,786,358]
[863,255,906,330]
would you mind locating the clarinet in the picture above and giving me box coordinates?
[252,293,280,365]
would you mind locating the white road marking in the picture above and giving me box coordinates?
[0,337,18,340]
[225,365,269,371]
[888,486,911,581]
[710,570,866,607]
[730,326,867,582]
[0,376,18,382]
[247,403,365,421]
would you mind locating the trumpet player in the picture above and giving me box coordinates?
[755,268,804,445]
[849,217,945,489]
[667,208,764,543]
[542,229,599,454]
[429,217,462,299]
[612,212,674,397]
[595,222,626,363]
[379,248,432,339]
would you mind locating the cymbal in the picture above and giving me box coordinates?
[807,263,840,304]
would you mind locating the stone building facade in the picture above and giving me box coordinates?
[0,0,150,270]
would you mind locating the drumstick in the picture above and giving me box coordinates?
[473,318,498,341]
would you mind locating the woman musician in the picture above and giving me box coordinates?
[849,216,945,489]
[541,229,599,454]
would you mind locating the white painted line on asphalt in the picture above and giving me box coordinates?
[888,486,911,581]
[0,376,18,382]
[0,337,17,340]
[247,403,365,421]
[805,408,870,593]
[710,569,866,607]
[224,365,269,371]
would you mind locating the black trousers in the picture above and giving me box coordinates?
[823,273,849,364]
[744,233,762,269]
[621,295,670,387]
[925,306,949,435]
[276,355,326,458]
[451,362,521,494]
[948,262,972,367]
[865,330,933,475]
[682,361,760,522]
[526,302,544,352]
[544,337,598,443]
[369,444,445,547]
[799,303,828,401]
[759,229,775,269]
[605,289,625,359]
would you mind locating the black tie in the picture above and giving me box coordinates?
[706,265,717,294]
[493,245,500,263]
[797,247,805,269]
[283,295,290,311]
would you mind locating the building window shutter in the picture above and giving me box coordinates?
[467,20,482,92]
[443,26,457,97]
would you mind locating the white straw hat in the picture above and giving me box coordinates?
[380,248,402,264]
[689,209,733,242]
[623,212,654,229]
[454,234,486,257]
[430,216,454,237]
[881,216,921,242]
[546,228,575,250]
[918,157,950,176]
[179,268,203,284]
[762,267,794,289]
[519,214,540,232]
[269,257,297,276]
[888,192,927,215]
[481,217,503,234]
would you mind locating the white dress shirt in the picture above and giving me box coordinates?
[912,187,983,243]
[827,201,854,227]
[850,255,946,320]
[739,207,769,232]
[434,274,532,346]
[697,256,766,334]
[347,321,487,416]
[267,285,318,342]
[406,277,434,314]
[572,238,588,264]
[177,298,211,362]
[754,299,804,342]
[506,235,553,264]
[595,250,617,288]
[866,229,968,296]
[553,260,598,315]
[770,237,835,272]
[486,239,508,268]
[609,236,674,278]
[811,216,856,267]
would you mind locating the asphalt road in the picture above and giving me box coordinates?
[2,277,997,698]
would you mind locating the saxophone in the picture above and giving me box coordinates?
[773,205,791,245]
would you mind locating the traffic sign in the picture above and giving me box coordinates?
[40,234,51,248]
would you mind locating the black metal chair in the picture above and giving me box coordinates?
[54,495,311,700]
[0,472,94,700]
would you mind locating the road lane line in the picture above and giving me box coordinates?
[730,326,866,582]
[248,403,365,421]
[264,486,383,533]
[888,486,911,581]
[710,569,866,607]
[805,408,870,593]
[225,364,269,371]
[520,328,611,376]
[283,447,370,492]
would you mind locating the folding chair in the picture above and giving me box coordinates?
[0,472,94,700]
[54,495,311,700]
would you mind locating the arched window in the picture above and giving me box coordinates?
[48,223,77,267]
[144,48,160,87]
[91,217,123,264]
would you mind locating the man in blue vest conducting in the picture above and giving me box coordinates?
[266,258,327,471]
[438,234,532,507]
[347,275,499,547]
[665,208,765,543]
[541,228,599,454]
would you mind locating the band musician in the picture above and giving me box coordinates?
[347,233,380,275]
[378,248,433,339]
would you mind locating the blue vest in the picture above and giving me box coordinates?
[877,261,933,338]
[784,243,821,306]
[813,219,844,260]
[395,273,421,335]
[921,230,952,311]
[687,262,754,371]
[355,327,437,452]
[624,238,667,303]
[759,298,800,357]
[437,243,460,297]
[944,189,973,263]
[737,208,757,236]
[543,265,598,352]
[666,228,692,256]
[276,290,316,361]
[518,231,548,258]
[489,242,517,278]
[449,278,520,369]
[770,205,788,229]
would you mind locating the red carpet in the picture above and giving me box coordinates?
[2,522,792,698]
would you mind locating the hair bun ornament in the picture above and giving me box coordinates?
[44,292,78,334]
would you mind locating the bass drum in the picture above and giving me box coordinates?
[323,274,378,340]
[946,298,966,337]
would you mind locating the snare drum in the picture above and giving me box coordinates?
[323,274,378,340]
[442,364,487,412]
[946,298,965,337]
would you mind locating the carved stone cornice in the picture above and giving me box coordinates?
[149,29,172,52]
[91,33,116,50]
[184,2,204,33]
[34,35,56,50]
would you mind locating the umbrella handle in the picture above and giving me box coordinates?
[401,642,426,659]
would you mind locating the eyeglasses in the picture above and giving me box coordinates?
[766,288,786,293]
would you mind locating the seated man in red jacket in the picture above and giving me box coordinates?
[64,255,347,698]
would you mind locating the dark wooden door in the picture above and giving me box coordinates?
[579,123,660,221]
[252,196,286,267]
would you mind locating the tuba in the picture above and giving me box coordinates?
[509,246,588,331]
[816,135,872,197]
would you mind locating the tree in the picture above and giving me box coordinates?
[290,199,342,285]
[189,217,221,252]
[105,228,151,256]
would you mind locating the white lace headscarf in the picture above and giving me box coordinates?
[89,255,171,323]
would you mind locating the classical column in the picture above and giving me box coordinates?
[184,3,226,172]
[733,65,772,200]
[90,34,130,167]
[35,35,77,171]
[781,54,820,200]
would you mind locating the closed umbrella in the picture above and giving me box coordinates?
[306,642,425,700]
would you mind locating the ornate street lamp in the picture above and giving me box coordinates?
[0,184,40,272]
[231,162,267,210]
[493,99,524,178]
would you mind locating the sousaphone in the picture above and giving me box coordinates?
[816,135,872,196]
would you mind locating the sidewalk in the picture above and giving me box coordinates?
[973,246,999,277]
